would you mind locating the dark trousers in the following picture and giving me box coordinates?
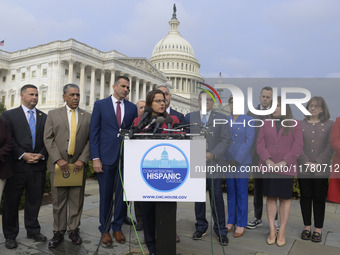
[134,201,143,223]
[253,177,263,219]
[2,169,46,239]
[298,178,329,228]
[195,178,227,236]
[141,202,156,254]
[97,162,126,233]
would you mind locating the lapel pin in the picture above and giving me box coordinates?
[39,113,42,116]
[81,112,84,115]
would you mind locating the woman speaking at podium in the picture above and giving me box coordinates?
[132,89,179,255]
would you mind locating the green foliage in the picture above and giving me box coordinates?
[292,177,300,198]
[87,160,96,179]
[0,101,6,116]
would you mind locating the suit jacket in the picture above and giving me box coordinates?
[1,106,48,172]
[330,117,340,178]
[225,114,255,165]
[44,106,91,172]
[0,118,13,179]
[89,96,137,165]
[185,110,230,165]
[170,108,185,125]
[257,120,303,176]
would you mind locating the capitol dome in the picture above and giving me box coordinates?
[150,4,204,103]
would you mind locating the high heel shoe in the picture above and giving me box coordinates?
[276,238,286,247]
[267,233,276,245]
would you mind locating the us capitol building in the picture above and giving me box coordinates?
[0,5,203,114]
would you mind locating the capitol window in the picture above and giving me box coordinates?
[181,63,183,70]
[177,63,179,69]
[76,72,80,79]
[21,73,26,79]
[12,74,15,81]
[1,96,5,104]
[10,94,15,107]
[65,69,69,76]
[42,69,47,76]
[41,90,47,104]
[31,70,36,78]
[167,62,169,69]
[2,77,5,82]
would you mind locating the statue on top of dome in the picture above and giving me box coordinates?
[172,4,177,19]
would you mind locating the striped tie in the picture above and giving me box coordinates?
[28,110,36,150]
[68,109,76,155]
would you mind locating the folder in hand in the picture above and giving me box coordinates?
[54,164,84,187]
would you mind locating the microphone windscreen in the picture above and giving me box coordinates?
[165,116,173,125]
[156,116,165,124]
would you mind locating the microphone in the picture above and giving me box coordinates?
[153,116,165,134]
[144,116,157,130]
[165,116,173,130]
[136,107,153,129]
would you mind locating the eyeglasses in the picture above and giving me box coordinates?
[308,104,321,109]
[153,99,167,104]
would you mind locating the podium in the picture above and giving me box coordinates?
[124,138,206,255]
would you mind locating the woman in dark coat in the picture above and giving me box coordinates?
[298,97,333,243]
[0,118,13,200]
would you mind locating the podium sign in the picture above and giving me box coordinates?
[124,139,206,202]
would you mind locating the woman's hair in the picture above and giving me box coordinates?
[304,96,330,122]
[145,89,168,117]
[270,96,294,135]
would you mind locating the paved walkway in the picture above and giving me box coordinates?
[1,179,340,255]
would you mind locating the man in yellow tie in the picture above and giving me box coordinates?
[44,84,91,248]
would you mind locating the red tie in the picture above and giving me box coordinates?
[116,101,121,128]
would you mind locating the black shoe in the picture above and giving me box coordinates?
[135,222,143,231]
[69,229,82,245]
[48,232,64,248]
[192,230,206,240]
[311,231,322,243]
[27,233,47,242]
[124,216,136,225]
[301,230,311,240]
[217,234,229,246]
[5,239,17,249]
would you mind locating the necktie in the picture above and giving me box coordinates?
[68,109,76,155]
[28,110,36,150]
[116,101,121,128]
[202,114,207,127]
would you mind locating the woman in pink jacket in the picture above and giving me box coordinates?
[257,96,303,247]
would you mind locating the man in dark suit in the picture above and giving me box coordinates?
[157,85,185,125]
[44,84,91,248]
[1,84,48,249]
[185,91,230,245]
[89,76,137,245]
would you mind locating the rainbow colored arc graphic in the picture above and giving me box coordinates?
[197,82,223,106]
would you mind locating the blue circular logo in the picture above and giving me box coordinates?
[140,143,189,192]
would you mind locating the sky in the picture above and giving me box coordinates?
[1,0,340,79]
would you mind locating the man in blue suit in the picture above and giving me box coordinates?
[89,76,137,245]
[185,91,230,245]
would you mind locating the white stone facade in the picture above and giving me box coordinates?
[0,39,168,113]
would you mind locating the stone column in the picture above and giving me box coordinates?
[79,63,86,106]
[110,69,115,95]
[68,59,74,84]
[100,70,105,99]
[135,78,140,103]
[128,75,133,100]
[180,78,183,92]
[142,80,146,100]
[90,67,96,107]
